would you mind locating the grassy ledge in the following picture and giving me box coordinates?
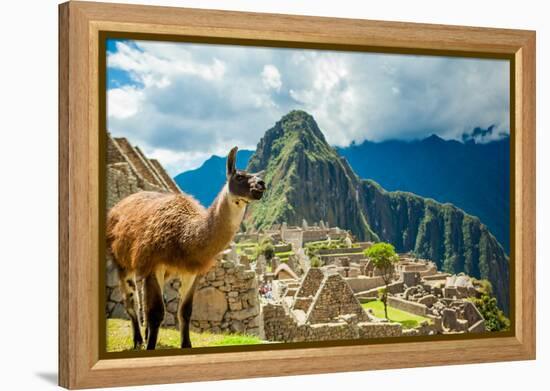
[361,300,433,329]
[107,319,266,352]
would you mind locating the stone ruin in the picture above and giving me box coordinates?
[105,135,261,335]
[252,219,350,250]
[106,134,179,210]
[374,257,486,336]
[106,134,180,319]
[264,250,488,338]
[263,268,402,342]
[239,218,490,340]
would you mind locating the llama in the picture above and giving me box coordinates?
[106,146,266,350]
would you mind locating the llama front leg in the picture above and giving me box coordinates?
[143,273,165,350]
[116,267,143,349]
[177,273,197,348]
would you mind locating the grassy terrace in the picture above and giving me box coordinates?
[107,319,265,352]
[236,241,295,263]
[236,242,257,255]
[361,300,433,329]
[275,250,294,260]
[305,240,360,248]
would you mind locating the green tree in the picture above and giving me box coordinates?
[262,242,275,261]
[469,279,510,332]
[364,242,399,319]
[310,255,321,268]
[255,236,275,263]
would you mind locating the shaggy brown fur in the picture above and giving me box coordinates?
[106,146,265,350]
[108,191,232,277]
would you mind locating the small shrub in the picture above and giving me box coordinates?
[310,256,322,267]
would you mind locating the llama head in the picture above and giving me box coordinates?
[226,146,266,201]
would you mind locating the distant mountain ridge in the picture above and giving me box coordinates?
[337,134,510,252]
[174,133,510,253]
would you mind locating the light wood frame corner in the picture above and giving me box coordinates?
[59,1,536,389]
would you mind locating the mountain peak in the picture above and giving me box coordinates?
[281,109,310,120]
[279,109,313,124]
[245,111,374,241]
[274,110,327,143]
[247,111,332,174]
[423,134,444,144]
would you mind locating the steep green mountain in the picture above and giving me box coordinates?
[246,110,510,313]
[337,134,510,252]
[245,110,377,242]
[174,150,254,207]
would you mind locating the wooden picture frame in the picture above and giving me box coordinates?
[59,1,536,388]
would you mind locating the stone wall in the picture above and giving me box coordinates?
[321,253,364,264]
[263,303,402,342]
[358,322,403,338]
[345,276,385,293]
[234,233,260,243]
[274,243,292,252]
[388,296,428,317]
[107,257,261,335]
[355,280,404,298]
[282,229,304,250]
[317,247,363,255]
[190,260,260,335]
[107,163,162,209]
[301,229,329,243]
[105,259,131,320]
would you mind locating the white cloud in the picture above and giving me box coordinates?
[107,86,143,119]
[107,40,509,174]
[145,148,212,174]
[285,52,509,145]
[107,41,226,88]
[262,64,282,92]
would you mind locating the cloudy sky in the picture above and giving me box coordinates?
[107,39,510,175]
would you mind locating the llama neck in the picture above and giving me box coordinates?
[200,185,246,256]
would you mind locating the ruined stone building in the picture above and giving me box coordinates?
[264,268,402,342]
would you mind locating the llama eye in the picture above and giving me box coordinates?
[236,174,245,181]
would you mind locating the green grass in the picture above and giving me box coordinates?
[306,240,360,248]
[107,319,265,352]
[361,300,432,329]
[275,250,295,259]
[236,242,258,255]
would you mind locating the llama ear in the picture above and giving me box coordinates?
[227,146,238,177]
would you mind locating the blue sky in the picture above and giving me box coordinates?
[107,39,510,175]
